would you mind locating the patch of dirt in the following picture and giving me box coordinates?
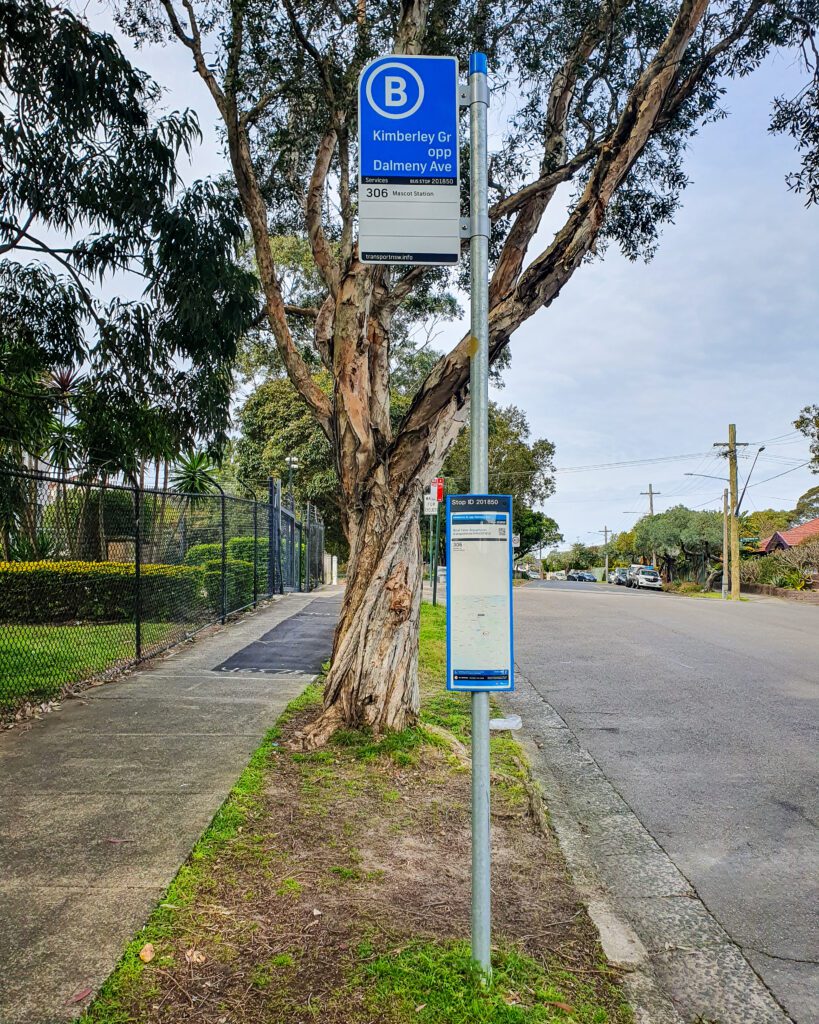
[101,702,629,1023]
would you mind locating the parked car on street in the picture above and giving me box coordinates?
[579,571,597,582]
[552,570,567,581]
[566,570,583,581]
[633,567,662,590]
[612,568,628,585]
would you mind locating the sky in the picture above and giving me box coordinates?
[91,7,819,546]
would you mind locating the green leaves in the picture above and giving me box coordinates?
[0,0,259,472]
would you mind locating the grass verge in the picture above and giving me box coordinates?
[81,603,632,1024]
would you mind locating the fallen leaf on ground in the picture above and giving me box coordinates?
[66,987,93,1004]
[312,908,323,916]
[414,1004,426,1012]
[185,948,206,964]
[543,1000,574,1012]
[138,943,155,963]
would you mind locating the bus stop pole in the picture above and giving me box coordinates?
[468,51,491,977]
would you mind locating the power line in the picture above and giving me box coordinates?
[555,452,710,473]
[746,461,811,488]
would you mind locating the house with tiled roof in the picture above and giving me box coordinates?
[756,518,819,553]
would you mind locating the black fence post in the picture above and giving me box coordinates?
[253,499,259,606]
[267,477,276,596]
[220,489,227,624]
[305,502,311,591]
[134,483,142,660]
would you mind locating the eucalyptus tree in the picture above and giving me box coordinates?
[795,405,819,471]
[117,0,818,744]
[0,0,257,479]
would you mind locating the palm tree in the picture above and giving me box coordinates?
[170,452,220,495]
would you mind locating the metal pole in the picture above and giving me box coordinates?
[305,503,311,591]
[253,500,259,606]
[267,478,276,597]
[220,489,227,623]
[604,526,609,583]
[722,488,729,600]
[428,514,434,585]
[432,504,441,606]
[134,483,142,660]
[468,50,491,978]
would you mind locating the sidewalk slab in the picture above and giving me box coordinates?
[0,587,342,1024]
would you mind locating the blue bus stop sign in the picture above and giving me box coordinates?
[358,55,460,265]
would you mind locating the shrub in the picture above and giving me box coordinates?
[741,553,815,590]
[0,560,203,624]
[184,543,223,566]
[227,535,269,570]
[203,558,255,613]
[677,580,702,594]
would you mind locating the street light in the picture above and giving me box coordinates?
[284,456,300,590]
[735,446,766,517]
[285,455,300,509]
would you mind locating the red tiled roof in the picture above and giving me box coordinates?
[760,518,819,551]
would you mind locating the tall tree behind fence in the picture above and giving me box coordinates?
[0,469,324,712]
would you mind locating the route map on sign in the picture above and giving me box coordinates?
[446,496,514,691]
[358,55,460,265]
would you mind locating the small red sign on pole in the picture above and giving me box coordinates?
[433,477,444,502]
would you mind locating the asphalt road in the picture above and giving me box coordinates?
[513,581,819,1023]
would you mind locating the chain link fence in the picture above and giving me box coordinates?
[0,468,324,712]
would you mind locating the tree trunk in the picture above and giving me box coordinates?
[295,488,422,749]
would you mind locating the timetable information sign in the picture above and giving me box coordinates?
[358,55,460,265]
[446,495,514,692]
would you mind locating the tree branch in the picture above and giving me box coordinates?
[306,129,341,296]
[159,0,227,115]
[390,0,711,492]
[490,0,630,303]
[489,145,601,221]
[657,0,771,130]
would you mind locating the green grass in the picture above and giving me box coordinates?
[0,621,179,706]
[356,940,629,1023]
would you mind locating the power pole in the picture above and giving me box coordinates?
[714,425,748,601]
[598,526,610,582]
[722,488,729,600]
[640,484,660,567]
[641,482,659,516]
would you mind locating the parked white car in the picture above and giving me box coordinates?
[633,567,662,590]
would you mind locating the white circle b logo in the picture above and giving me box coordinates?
[365,62,424,119]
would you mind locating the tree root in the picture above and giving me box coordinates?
[290,705,346,751]
[420,723,470,766]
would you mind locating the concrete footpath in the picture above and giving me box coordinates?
[0,587,342,1024]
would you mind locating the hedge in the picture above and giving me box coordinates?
[203,558,255,613]
[0,560,204,624]
[227,536,269,585]
[184,543,223,566]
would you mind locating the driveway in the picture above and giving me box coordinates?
[511,582,818,1023]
